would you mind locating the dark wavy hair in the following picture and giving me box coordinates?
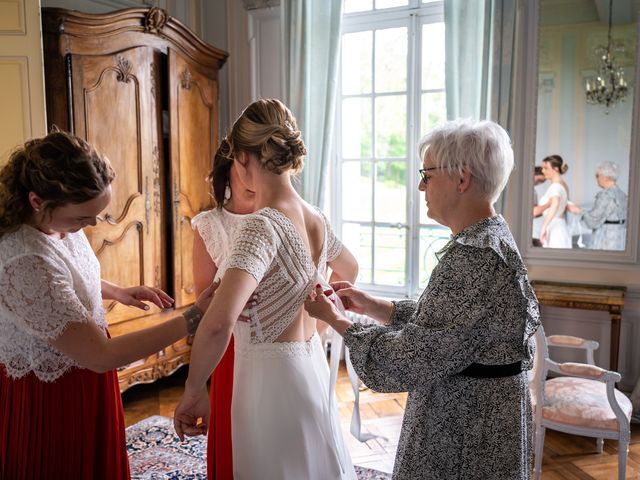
[0,129,115,236]
[207,138,233,208]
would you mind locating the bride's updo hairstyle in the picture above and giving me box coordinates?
[226,98,307,174]
[542,154,569,174]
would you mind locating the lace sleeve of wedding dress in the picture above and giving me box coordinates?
[0,253,93,340]
[224,214,279,283]
[192,210,223,263]
[316,208,343,262]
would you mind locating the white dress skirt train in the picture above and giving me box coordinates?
[231,322,357,480]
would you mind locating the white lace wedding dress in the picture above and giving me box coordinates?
[219,207,356,480]
[539,182,572,248]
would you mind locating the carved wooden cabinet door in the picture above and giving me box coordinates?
[41,7,228,391]
[168,49,218,308]
[70,47,166,325]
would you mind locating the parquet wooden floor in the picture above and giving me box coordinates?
[122,364,640,478]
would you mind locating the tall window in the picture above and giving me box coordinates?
[334,0,449,297]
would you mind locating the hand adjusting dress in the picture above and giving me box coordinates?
[219,207,357,480]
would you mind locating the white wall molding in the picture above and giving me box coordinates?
[248,6,282,102]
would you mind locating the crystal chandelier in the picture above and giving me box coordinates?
[584,0,629,111]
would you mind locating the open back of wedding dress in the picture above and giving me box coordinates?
[219,207,356,480]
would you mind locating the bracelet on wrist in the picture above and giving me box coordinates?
[182,305,203,336]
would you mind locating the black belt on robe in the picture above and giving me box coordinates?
[604,220,625,224]
[459,361,522,378]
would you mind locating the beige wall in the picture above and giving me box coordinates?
[0,0,47,165]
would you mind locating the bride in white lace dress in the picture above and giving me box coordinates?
[174,99,359,480]
[538,155,572,248]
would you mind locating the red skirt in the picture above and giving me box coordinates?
[0,364,130,480]
[207,335,234,480]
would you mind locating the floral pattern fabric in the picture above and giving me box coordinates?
[344,215,540,480]
[542,376,632,430]
[0,225,106,381]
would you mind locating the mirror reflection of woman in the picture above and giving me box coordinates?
[536,155,572,248]
[570,161,628,250]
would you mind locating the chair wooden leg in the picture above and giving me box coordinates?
[596,437,604,454]
[618,439,629,480]
[534,425,545,479]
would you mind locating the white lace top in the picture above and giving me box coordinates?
[220,207,343,344]
[191,207,245,279]
[0,225,106,382]
[539,182,568,219]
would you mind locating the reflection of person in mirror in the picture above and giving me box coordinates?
[536,155,572,248]
[532,165,546,247]
[570,161,627,251]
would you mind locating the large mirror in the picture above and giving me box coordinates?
[532,0,637,252]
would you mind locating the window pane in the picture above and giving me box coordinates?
[418,225,451,288]
[375,0,408,10]
[342,31,372,95]
[375,95,406,158]
[375,161,406,223]
[375,28,407,93]
[344,0,373,14]
[343,223,372,283]
[419,191,429,224]
[421,91,446,136]
[422,22,445,90]
[342,161,372,221]
[342,97,372,158]
[374,226,405,286]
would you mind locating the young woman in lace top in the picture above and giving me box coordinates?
[0,131,216,480]
[174,99,359,479]
[305,119,540,479]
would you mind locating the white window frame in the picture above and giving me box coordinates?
[332,0,445,299]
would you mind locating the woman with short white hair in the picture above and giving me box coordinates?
[574,161,628,250]
[306,118,539,479]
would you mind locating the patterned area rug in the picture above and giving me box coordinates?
[126,416,391,479]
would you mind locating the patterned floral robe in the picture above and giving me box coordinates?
[344,216,540,480]
[581,184,628,251]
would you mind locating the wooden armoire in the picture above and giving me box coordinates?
[42,7,228,391]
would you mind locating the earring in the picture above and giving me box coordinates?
[224,185,231,200]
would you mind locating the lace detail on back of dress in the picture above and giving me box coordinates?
[0,226,106,382]
[223,207,342,344]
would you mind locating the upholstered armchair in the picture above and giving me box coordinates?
[529,326,633,480]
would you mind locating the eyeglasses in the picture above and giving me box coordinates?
[419,167,446,184]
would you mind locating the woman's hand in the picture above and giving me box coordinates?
[194,280,220,315]
[331,281,373,315]
[304,284,342,325]
[116,286,174,310]
[540,226,548,245]
[174,386,210,441]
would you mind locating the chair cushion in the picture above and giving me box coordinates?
[542,377,632,430]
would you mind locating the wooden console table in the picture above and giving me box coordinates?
[531,280,627,372]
